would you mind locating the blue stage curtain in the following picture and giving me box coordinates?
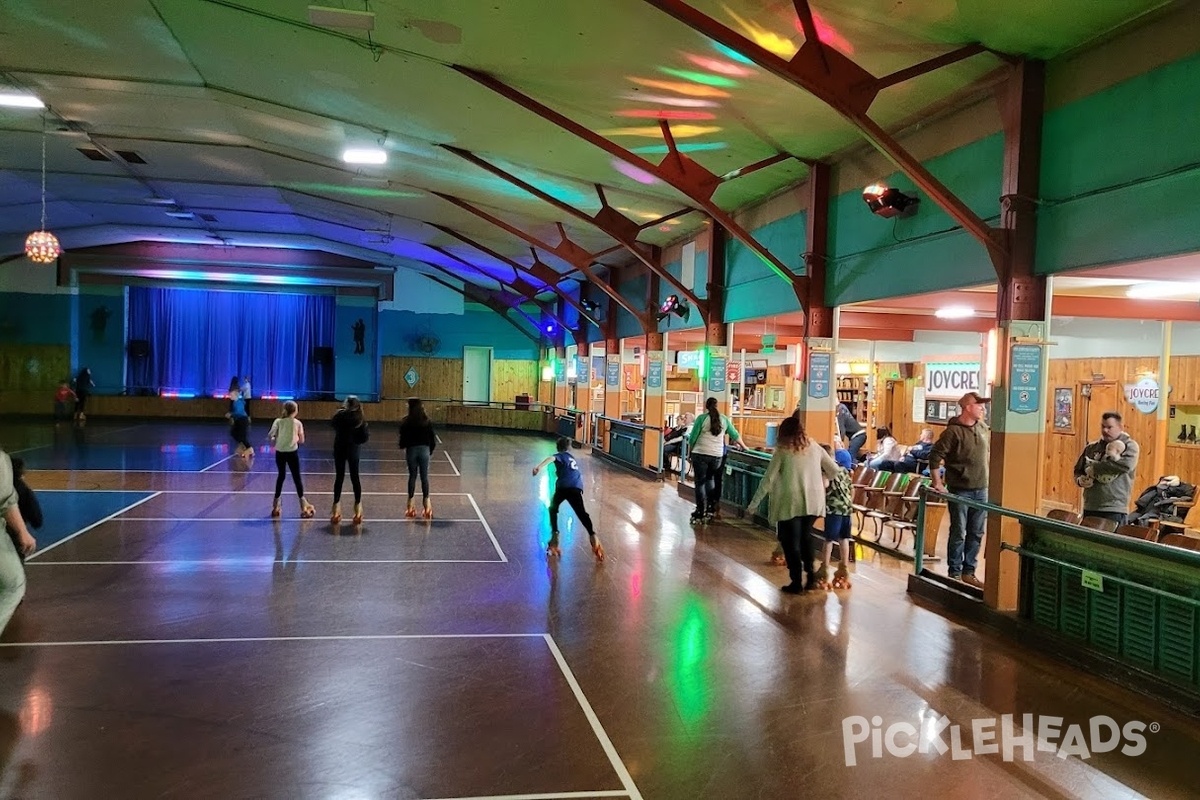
[127,287,335,397]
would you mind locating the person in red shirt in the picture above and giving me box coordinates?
[53,381,77,423]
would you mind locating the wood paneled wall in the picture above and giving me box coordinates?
[381,356,538,403]
[0,344,71,391]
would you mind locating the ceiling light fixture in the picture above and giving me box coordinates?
[0,91,44,108]
[1126,281,1200,299]
[656,294,691,323]
[24,116,61,264]
[934,306,975,319]
[863,183,918,218]
[342,147,387,165]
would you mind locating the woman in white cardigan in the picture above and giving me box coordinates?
[748,415,840,593]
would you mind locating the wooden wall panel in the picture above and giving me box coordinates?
[0,345,71,391]
[493,360,538,403]
[382,357,461,400]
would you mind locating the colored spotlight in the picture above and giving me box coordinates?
[615,109,716,121]
[600,125,721,138]
[629,77,730,98]
[620,93,719,108]
[683,54,756,77]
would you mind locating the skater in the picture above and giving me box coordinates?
[330,395,368,525]
[816,444,854,590]
[0,450,36,630]
[225,387,253,459]
[53,380,77,423]
[532,437,603,561]
[686,397,746,524]
[746,416,839,594]
[73,367,94,421]
[398,398,437,519]
[240,375,253,419]
[267,401,315,519]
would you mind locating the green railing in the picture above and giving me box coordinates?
[913,489,1200,694]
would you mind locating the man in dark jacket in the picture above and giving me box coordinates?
[1073,412,1140,526]
[929,392,991,587]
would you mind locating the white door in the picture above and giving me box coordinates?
[463,346,492,403]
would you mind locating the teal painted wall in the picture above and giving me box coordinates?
[74,286,126,394]
[379,306,538,360]
[334,295,377,400]
[616,273,649,340]
[827,133,1003,305]
[725,212,807,322]
[0,291,71,345]
[1038,50,1200,273]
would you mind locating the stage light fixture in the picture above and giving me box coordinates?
[863,183,918,218]
[656,294,691,323]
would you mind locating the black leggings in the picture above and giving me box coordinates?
[333,450,361,503]
[231,416,250,449]
[406,445,431,500]
[777,515,817,585]
[274,451,305,499]
[550,487,594,536]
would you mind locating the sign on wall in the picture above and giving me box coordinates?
[1125,377,1160,414]
[647,352,664,390]
[577,355,590,384]
[708,356,727,394]
[807,351,831,399]
[924,361,981,399]
[605,355,620,388]
[1008,344,1041,414]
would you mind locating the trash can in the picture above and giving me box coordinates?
[765,422,779,448]
[515,394,531,411]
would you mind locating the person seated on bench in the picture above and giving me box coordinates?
[663,413,693,474]
[879,428,935,474]
[865,427,902,469]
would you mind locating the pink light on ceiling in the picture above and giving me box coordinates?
[628,77,731,98]
[793,11,855,55]
[620,93,719,108]
[611,158,660,185]
[683,54,756,77]
[615,109,716,121]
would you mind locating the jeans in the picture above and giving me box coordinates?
[846,431,866,461]
[777,515,817,585]
[406,445,431,499]
[947,487,988,576]
[1084,510,1127,527]
[691,454,720,514]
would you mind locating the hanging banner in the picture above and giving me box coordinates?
[807,351,832,399]
[647,352,664,390]
[577,355,590,384]
[708,356,727,394]
[1008,344,1041,414]
[554,358,566,385]
[605,355,621,388]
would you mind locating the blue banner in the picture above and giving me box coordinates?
[647,355,663,389]
[808,351,831,399]
[708,356,727,394]
[605,357,620,388]
[1009,344,1041,414]
[577,355,589,384]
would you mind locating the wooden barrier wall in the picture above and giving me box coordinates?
[0,344,71,391]
[380,356,538,403]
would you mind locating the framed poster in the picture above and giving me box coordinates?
[1054,387,1074,433]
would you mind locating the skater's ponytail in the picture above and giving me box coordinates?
[705,397,722,436]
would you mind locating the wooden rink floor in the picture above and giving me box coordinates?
[1,419,1199,799]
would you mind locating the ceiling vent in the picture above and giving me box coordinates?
[116,150,146,164]
[77,147,111,162]
[307,5,375,30]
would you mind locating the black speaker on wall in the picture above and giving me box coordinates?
[127,339,151,359]
[312,346,334,365]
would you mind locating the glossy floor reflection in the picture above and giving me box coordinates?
[0,421,1198,799]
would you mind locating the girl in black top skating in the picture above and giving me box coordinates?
[330,396,368,525]
[399,398,438,519]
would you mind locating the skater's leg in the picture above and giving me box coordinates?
[274,451,287,500]
[417,448,430,499]
[798,515,818,589]
[332,452,346,503]
[777,517,803,589]
[348,457,362,503]
[286,451,304,498]
[564,489,594,535]
[548,488,565,536]
[405,447,418,499]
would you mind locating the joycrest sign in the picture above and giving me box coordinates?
[924,362,982,399]
[1124,378,1160,414]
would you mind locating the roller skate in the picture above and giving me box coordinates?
[330,502,342,525]
[813,565,832,591]
[803,571,821,593]
[590,535,605,562]
[352,503,364,525]
[270,499,282,519]
[405,500,418,518]
[689,510,708,525]
[299,500,316,519]
[422,498,433,520]
[769,548,787,567]
[832,565,852,589]
[708,505,723,521]
[546,535,562,557]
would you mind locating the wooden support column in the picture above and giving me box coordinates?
[796,162,836,443]
[704,224,731,414]
[553,344,569,412]
[984,60,1048,612]
[644,331,666,471]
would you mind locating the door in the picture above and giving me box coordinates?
[463,346,492,403]
[1082,383,1119,442]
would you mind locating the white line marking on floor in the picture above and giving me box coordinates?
[0,632,544,647]
[198,454,235,472]
[543,634,643,800]
[466,492,507,563]
[27,492,162,561]
[421,791,628,800]
[445,451,461,476]
[284,471,458,476]
[114,517,484,523]
[26,559,506,566]
[141,491,471,495]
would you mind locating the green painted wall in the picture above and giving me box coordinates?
[725,212,807,322]
[1038,49,1200,273]
[827,133,1004,305]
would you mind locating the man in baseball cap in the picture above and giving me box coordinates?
[928,390,992,588]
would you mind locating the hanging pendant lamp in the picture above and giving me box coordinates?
[25,117,61,263]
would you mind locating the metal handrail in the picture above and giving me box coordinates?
[998,544,1200,608]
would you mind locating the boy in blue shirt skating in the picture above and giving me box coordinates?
[533,437,603,561]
